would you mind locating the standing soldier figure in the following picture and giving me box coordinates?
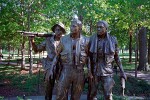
[31,22,66,100]
[49,16,92,100]
[89,20,127,100]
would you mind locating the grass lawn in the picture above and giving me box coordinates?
[0,65,45,97]
[0,53,150,99]
[83,74,150,98]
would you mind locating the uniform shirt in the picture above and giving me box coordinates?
[56,34,89,66]
[96,37,113,76]
[37,35,60,70]
[90,33,118,76]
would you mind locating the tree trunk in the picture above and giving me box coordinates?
[136,45,139,61]
[122,48,124,54]
[29,37,33,75]
[138,27,147,71]
[21,0,25,70]
[18,48,20,57]
[27,3,33,75]
[135,30,139,78]
[0,45,2,61]
[28,49,30,60]
[21,37,26,70]
[8,45,11,58]
[148,35,150,64]
[90,20,92,34]
[129,34,132,63]
[43,51,44,56]
[12,47,15,59]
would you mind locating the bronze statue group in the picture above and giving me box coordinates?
[31,15,127,100]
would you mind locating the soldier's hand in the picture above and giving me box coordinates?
[45,69,53,81]
[30,36,36,43]
[120,72,127,80]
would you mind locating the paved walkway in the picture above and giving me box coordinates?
[125,71,150,83]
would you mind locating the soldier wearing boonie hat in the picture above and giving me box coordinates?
[31,22,66,100]
[51,22,66,34]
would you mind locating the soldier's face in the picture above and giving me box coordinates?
[70,21,80,34]
[54,26,63,38]
[97,23,107,36]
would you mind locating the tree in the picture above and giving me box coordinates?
[138,27,147,71]
[1,0,150,73]
[148,31,150,65]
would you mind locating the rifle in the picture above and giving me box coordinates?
[18,31,53,37]
[121,78,125,96]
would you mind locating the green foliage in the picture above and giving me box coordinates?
[112,95,128,100]
[125,77,150,97]
[0,96,4,100]
[83,74,150,98]
[16,96,24,100]
[1,0,150,49]
[120,57,135,70]
[113,75,150,97]
[0,60,150,97]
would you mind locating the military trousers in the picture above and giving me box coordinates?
[45,74,55,100]
[56,65,84,100]
[45,64,60,100]
[89,76,115,100]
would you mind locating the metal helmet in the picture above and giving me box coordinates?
[71,14,82,29]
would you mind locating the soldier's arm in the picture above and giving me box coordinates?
[50,41,63,71]
[45,41,63,81]
[114,38,127,80]
[86,38,93,78]
[31,37,46,53]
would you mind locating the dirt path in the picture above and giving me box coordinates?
[125,71,150,83]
